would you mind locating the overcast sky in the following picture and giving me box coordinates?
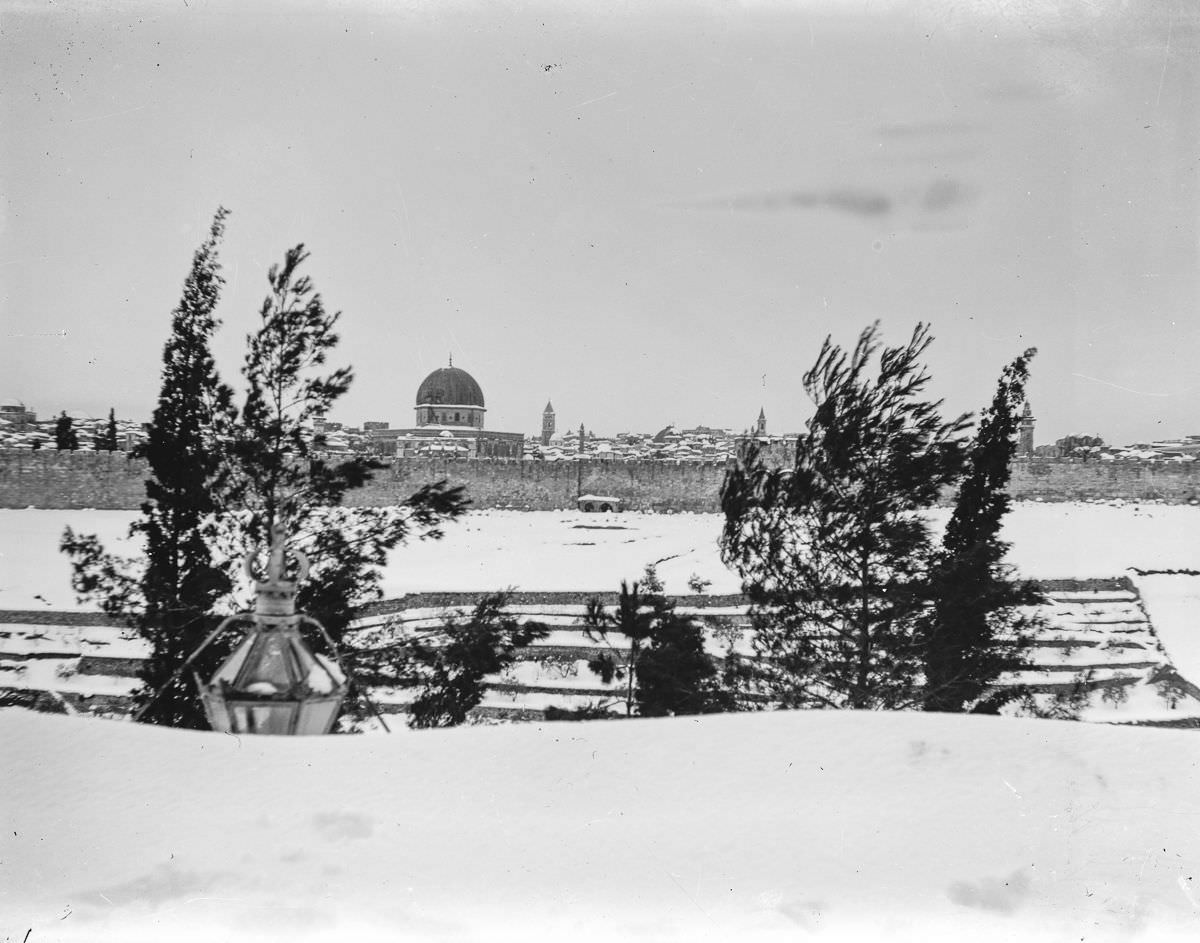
[2,0,1197,445]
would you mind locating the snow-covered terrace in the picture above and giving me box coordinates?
[4,578,1198,726]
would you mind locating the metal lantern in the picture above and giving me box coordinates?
[199,530,348,736]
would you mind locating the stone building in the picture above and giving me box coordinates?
[0,401,37,431]
[366,360,525,458]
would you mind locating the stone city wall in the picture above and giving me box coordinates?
[2,450,1199,511]
[0,450,148,510]
[355,457,732,512]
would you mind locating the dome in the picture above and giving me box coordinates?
[415,366,485,408]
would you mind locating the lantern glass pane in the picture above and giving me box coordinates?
[236,633,301,693]
[295,697,343,735]
[213,636,254,685]
[289,637,319,672]
[230,701,298,735]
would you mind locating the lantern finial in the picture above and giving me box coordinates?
[200,526,345,735]
[242,524,309,620]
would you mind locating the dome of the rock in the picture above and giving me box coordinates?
[366,359,523,458]
[413,362,487,431]
[415,366,485,409]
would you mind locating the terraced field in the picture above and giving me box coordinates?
[5,579,1198,726]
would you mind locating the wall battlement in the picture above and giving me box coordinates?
[1,449,1198,511]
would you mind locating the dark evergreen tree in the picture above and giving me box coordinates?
[634,614,724,716]
[130,210,238,726]
[582,579,727,717]
[54,412,79,451]
[223,244,468,657]
[582,581,657,716]
[63,215,468,732]
[352,592,547,728]
[96,408,120,451]
[65,208,237,728]
[720,323,970,710]
[919,349,1043,712]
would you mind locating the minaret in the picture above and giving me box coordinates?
[1018,402,1035,456]
[578,422,586,455]
[755,407,767,437]
[541,400,556,446]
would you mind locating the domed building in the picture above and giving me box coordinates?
[366,359,525,459]
[414,363,486,430]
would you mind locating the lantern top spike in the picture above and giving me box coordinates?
[266,527,287,582]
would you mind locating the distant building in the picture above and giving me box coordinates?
[0,401,36,430]
[541,400,555,446]
[365,360,524,458]
[1018,402,1036,456]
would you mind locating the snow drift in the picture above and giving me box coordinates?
[3,708,1199,942]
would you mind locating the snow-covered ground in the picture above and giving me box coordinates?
[3,708,1199,942]
[2,503,1197,610]
[3,507,1198,939]
[4,504,1197,697]
[1134,574,1200,689]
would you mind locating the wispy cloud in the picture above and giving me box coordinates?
[922,177,974,212]
[680,178,974,221]
[687,187,893,217]
[877,120,974,138]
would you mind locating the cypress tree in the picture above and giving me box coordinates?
[131,208,239,728]
[64,215,468,731]
[54,412,79,451]
[98,408,119,451]
[63,209,239,728]
[920,349,1043,712]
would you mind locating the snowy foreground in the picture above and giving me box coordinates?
[3,506,1199,941]
[3,709,1199,942]
[2,503,1198,610]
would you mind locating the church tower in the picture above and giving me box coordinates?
[541,400,556,446]
[1018,402,1035,456]
[755,407,767,437]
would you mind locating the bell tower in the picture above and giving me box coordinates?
[1018,402,1035,456]
[755,407,767,436]
[541,400,556,446]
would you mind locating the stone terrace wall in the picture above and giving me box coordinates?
[3,449,1199,510]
